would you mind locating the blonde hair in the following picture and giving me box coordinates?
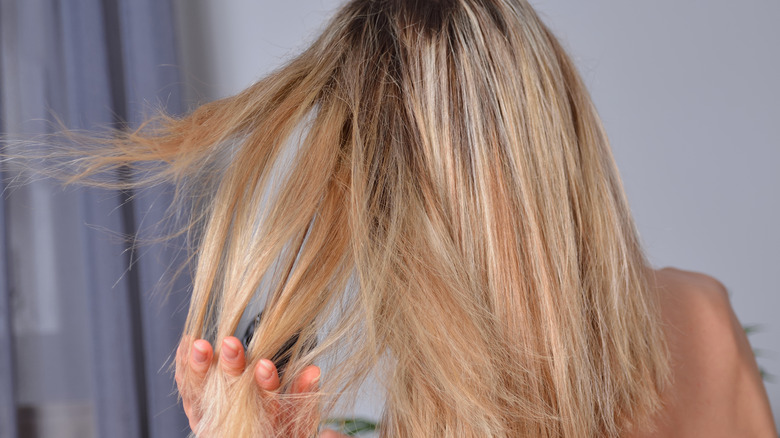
[50,0,670,436]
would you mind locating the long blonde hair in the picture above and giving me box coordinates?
[51,0,670,436]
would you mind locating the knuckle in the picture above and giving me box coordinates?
[219,358,233,370]
[221,361,243,376]
[190,361,209,376]
[219,356,245,376]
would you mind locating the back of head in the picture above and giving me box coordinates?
[55,0,670,436]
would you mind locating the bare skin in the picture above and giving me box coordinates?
[629,267,777,437]
[177,268,777,437]
[175,336,347,437]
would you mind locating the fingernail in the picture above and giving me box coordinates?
[308,369,321,392]
[257,359,273,381]
[222,339,239,360]
[192,342,208,363]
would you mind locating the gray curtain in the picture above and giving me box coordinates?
[0,0,191,437]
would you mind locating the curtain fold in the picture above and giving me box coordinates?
[0,0,191,436]
[0,6,18,435]
[0,154,19,438]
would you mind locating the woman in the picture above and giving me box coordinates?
[63,0,775,436]
[178,268,777,437]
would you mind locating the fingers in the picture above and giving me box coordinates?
[175,336,213,394]
[287,365,322,438]
[291,365,321,394]
[254,358,281,391]
[190,339,213,379]
[253,360,320,395]
[219,336,246,377]
[176,337,214,434]
[177,335,324,437]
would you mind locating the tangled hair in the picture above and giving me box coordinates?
[48,0,671,436]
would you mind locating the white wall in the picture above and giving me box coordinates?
[173,0,780,423]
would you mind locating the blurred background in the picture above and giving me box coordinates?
[1,0,777,436]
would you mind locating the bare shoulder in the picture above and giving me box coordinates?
[653,266,730,306]
[652,267,736,345]
[633,267,777,437]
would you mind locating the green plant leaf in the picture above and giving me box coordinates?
[323,418,378,436]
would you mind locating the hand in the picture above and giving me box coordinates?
[175,336,349,437]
